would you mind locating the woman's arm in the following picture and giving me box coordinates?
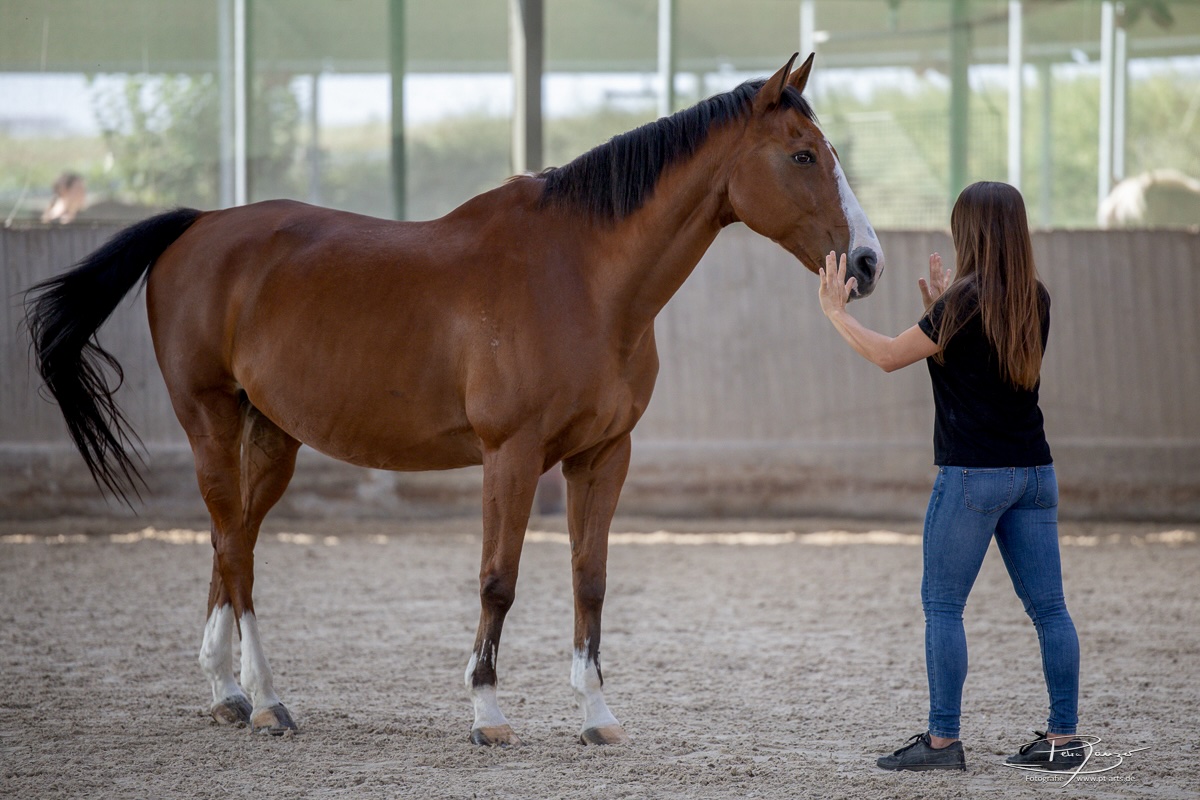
[818,251,940,373]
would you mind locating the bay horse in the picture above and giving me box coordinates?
[26,54,883,746]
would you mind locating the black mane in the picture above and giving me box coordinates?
[538,80,816,223]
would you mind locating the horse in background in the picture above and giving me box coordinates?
[26,54,883,746]
[1099,169,1200,229]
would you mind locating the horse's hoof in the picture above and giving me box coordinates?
[210,695,252,726]
[470,725,522,747]
[580,724,629,745]
[250,703,298,735]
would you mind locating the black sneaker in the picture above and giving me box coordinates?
[877,731,967,771]
[1006,731,1088,771]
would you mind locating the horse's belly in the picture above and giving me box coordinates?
[244,378,482,471]
[313,429,483,472]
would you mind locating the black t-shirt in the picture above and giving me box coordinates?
[917,284,1053,467]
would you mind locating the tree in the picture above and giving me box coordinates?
[92,73,302,208]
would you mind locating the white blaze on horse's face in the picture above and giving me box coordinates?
[826,140,885,299]
[726,62,885,298]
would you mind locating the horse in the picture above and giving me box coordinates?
[1098,168,1200,229]
[25,53,883,746]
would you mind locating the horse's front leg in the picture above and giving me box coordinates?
[562,435,632,745]
[465,438,542,746]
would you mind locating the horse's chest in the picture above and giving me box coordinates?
[561,348,657,439]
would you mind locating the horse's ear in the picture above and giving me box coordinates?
[788,53,815,94]
[752,52,800,114]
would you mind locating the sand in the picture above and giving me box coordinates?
[1,516,1196,799]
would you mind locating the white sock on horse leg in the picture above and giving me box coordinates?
[465,649,511,731]
[238,612,282,710]
[199,604,243,704]
[571,646,620,732]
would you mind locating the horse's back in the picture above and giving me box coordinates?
[148,199,471,356]
[142,192,608,470]
[145,200,492,467]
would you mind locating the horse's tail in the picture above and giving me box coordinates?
[24,208,204,506]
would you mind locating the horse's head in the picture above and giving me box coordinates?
[726,54,884,299]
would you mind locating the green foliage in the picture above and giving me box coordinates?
[92,75,221,207]
[1126,67,1200,175]
[815,68,1200,228]
[404,115,510,220]
[247,76,306,201]
[90,73,303,208]
[0,133,107,221]
[393,108,657,220]
[5,66,1197,229]
[545,108,657,169]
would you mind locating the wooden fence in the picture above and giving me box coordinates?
[3,222,1197,521]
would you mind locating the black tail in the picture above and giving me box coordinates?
[25,208,203,506]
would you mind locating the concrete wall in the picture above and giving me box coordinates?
[3,223,1198,521]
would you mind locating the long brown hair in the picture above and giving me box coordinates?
[933,181,1045,389]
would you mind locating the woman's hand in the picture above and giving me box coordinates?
[918,252,952,310]
[818,250,857,318]
[818,249,941,371]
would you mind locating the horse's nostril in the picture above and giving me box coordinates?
[850,246,878,280]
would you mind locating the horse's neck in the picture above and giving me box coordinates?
[590,127,739,336]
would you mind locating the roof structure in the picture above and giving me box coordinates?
[3,0,1197,221]
[3,0,1197,75]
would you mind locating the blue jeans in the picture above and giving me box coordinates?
[922,464,1079,739]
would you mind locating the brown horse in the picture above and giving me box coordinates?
[26,54,882,746]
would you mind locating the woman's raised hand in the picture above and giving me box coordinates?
[918,252,952,310]
[818,250,857,318]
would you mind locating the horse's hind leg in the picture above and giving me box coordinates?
[191,395,300,733]
[200,572,250,725]
[562,435,632,745]
[237,405,301,732]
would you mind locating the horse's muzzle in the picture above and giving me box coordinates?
[847,245,883,299]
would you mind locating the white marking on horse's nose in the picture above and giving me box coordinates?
[826,141,884,279]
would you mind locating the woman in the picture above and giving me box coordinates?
[817,182,1082,772]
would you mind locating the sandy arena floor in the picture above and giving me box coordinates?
[1,515,1197,799]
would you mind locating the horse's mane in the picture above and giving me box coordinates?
[538,80,815,223]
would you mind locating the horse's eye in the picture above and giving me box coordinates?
[791,151,815,165]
